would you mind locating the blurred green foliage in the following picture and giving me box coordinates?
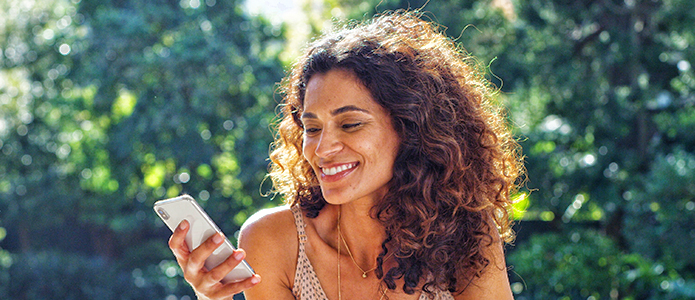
[624,149,695,268]
[1,0,694,299]
[1,0,284,298]
[508,230,695,299]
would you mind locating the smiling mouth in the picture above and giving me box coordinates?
[321,163,357,176]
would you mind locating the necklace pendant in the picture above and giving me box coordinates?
[362,273,368,278]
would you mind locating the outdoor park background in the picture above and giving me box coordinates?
[1,0,694,299]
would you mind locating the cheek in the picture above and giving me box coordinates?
[381,130,401,157]
[302,138,315,162]
[302,140,309,160]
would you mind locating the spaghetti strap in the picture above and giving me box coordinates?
[292,204,308,246]
[290,205,329,299]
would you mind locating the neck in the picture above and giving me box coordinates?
[336,204,387,267]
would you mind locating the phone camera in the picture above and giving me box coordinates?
[157,208,170,220]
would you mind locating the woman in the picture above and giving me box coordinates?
[169,10,523,300]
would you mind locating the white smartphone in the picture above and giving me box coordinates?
[153,194,255,283]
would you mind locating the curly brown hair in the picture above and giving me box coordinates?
[268,10,523,295]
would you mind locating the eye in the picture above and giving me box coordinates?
[304,127,321,135]
[342,122,362,130]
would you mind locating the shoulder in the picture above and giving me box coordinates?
[238,205,299,298]
[239,204,298,253]
[241,205,296,233]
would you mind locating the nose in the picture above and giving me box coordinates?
[314,127,343,158]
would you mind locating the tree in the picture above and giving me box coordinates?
[0,0,285,298]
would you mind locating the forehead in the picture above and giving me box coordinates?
[302,69,379,113]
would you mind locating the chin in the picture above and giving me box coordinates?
[321,194,344,205]
[320,190,350,205]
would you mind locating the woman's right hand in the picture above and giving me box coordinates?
[168,220,261,300]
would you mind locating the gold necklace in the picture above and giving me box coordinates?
[337,224,379,278]
[337,206,391,300]
[379,286,388,300]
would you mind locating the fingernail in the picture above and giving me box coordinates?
[213,234,224,244]
[179,221,188,230]
[251,275,260,284]
[233,250,244,260]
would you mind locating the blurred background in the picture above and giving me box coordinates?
[1,0,694,299]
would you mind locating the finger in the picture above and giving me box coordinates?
[169,220,190,260]
[187,233,225,274]
[207,249,246,283]
[209,274,261,298]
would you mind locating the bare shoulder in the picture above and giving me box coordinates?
[238,204,298,261]
[238,205,298,299]
[241,205,296,236]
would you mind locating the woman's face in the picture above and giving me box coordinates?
[301,69,401,206]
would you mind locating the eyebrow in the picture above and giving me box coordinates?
[300,105,370,119]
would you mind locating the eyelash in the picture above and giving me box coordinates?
[304,127,320,134]
[342,122,362,130]
[303,122,363,134]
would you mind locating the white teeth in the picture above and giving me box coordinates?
[322,163,355,176]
